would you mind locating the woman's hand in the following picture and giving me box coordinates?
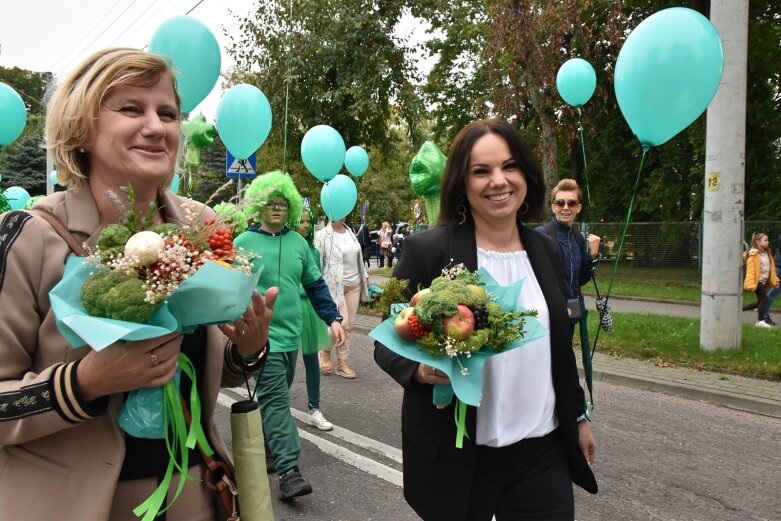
[330,321,346,347]
[414,363,451,385]
[578,420,596,466]
[77,333,183,402]
[219,287,278,358]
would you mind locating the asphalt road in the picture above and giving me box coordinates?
[215,332,781,521]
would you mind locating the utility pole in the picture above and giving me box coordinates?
[700,0,749,351]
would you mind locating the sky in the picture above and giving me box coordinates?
[0,0,256,120]
[0,0,434,122]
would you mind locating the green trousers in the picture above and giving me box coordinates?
[256,350,300,475]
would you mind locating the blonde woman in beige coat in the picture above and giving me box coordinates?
[0,48,275,520]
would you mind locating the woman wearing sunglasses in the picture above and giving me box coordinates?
[535,179,600,338]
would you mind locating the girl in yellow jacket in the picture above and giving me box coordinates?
[743,232,779,327]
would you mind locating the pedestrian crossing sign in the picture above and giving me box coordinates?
[226,152,257,179]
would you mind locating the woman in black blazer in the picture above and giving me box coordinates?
[374,119,597,521]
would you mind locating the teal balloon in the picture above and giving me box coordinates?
[556,58,596,107]
[148,16,221,113]
[4,186,30,210]
[320,174,357,221]
[215,84,272,160]
[344,146,369,177]
[49,170,59,186]
[0,82,27,145]
[169,173,181,194]
[614,7,723,147]
[301,125,346,182]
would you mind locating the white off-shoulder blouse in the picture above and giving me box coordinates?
[476,247,558,447]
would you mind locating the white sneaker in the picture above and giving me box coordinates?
[755,320,772,328]
[308,409,333,431]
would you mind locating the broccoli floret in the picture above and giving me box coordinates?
[81,271,156,323]
[151,223,182,237]
[414,290,459,324]
[96,224,133,263]
[428,278,484,307]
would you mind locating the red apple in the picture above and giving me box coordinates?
[410,288,431,306]
[394,307,417,342]
[442,304,475,340]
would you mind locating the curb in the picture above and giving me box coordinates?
[579,367,781,419]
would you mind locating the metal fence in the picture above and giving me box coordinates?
[534,221,781,279]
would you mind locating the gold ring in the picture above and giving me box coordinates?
[150,352,159,366]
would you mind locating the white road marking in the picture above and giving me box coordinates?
[218,390,403,488]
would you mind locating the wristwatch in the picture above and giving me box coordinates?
[333,315,344,324]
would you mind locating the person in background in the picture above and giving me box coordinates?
[0,48,276,520]
[762,233,781,325]
[535,179,600,339]
[742,232,779,328]
[234,171,345,499]
[375,119,597,521]
[315,218,370,379]
[355,221,373,269]
[295,206,334,431]
[379,221,393,268]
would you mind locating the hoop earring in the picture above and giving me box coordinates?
[456,204,467,225]
[519,201,529,216]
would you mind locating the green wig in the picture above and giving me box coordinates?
[244,170,304,229]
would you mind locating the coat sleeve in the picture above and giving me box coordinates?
[743,251,758,291]
[0,213,108,447]
[373,234,437,392]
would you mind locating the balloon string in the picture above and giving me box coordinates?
[603,148,648,304]
[282,0,293,172]
[577,107,592,213]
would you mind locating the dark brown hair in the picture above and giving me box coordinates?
[438,119,545,226]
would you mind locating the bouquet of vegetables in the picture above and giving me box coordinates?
[51,187,261,349]
[48,185,261,521]
[392,264,534,374]
[370,263,546,446]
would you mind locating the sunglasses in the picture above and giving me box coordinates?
[267,201,289,210]
[553,199,580,208]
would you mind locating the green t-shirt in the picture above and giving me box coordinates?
[234,229,321,352]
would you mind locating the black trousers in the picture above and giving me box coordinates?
[465,430,574,521]
[743,281,769,320]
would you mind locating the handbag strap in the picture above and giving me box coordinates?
[29,210,89,257]
[179,396,240,521]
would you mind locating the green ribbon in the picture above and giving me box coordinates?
[453,399,468,449]
[132,353,212,520]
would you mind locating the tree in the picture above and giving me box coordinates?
[0,128,46,196]
[0,66,52,117]
[226,0,425,166]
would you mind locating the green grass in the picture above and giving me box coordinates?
[576,311,781,380]
[370,267,393,277]
[376,265,772,306]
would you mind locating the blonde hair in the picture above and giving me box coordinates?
[752,232,769,249]
[550,178,583,203]
[45,48,183,189]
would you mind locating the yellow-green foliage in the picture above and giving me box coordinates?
[379,277,410,316]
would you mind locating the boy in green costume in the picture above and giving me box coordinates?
[234,171,345,500]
